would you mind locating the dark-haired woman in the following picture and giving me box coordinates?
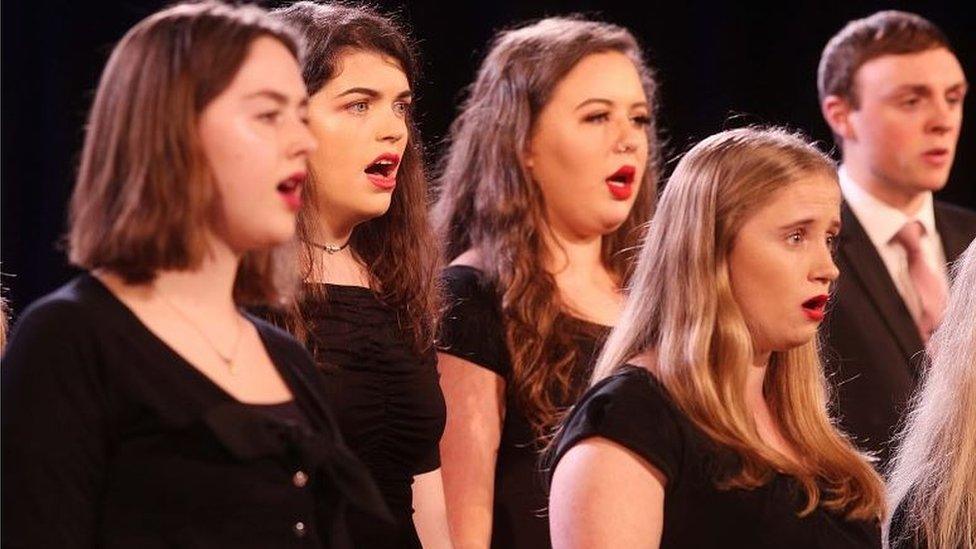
[1,2,383,547]
[432,16,660,548]
[268,3,448,548]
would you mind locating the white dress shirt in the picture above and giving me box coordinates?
[838,166,947,323]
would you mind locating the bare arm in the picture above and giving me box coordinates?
[549,437,666,549]
[437,352,505,549]
[413,468,454,549]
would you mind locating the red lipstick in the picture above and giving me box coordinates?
[606,165,636,200]
[277,172,306,212]
[801,294,829,321]
[364,153,400,191]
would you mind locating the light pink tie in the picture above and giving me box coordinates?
[891,221,946,342]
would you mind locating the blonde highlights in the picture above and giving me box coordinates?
[593,127,885,520]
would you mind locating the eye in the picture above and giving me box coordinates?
[631,114,651,127]
[826,233,839,252]
[583,112,610,124]
[347,100,369,114]
[393,100,411,116]
[900,96,921,109]
[787,229,805,245]
[257,111,282,124]
[946,93,964,106]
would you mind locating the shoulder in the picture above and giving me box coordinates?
[935,200,976,230]
[549,366,685,482]
[441,264,495,301]
[8,275,108,344]
[249,315,315,370]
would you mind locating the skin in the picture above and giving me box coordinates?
[306,49,411,247]
[439,51,651,548]
[549,175,842,548]
[100,36,315,404]
[822,47,967,214]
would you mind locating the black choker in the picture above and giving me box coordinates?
[308,240,350,254]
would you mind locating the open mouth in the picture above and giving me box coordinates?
[606,165,636,200]
[801,295,829,320]
[277,172,305,211]
[364,153,400,190]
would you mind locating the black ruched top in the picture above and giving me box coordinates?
[304,284,446,549]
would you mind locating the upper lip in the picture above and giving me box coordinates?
[277,171,307,191]
[802,294,829,310]
[606,165,636,185]
[364,153,401,178]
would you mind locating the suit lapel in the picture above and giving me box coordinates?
[838,202,925,363]
[935,203,970,263]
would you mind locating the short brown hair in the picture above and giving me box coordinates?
[818,10,952,107]
[68,1,302,303]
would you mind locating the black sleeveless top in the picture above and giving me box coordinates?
[304,284,446,549]
[548,366,882,548]
[438,265,611,548]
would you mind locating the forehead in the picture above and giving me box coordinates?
[227,36,305,96]
[752,175,841,221]
[855,47,965,92]
[549,50,646,105]
[326,49,409,89]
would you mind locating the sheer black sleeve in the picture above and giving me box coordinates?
[437,266,511,378]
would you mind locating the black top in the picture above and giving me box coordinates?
[438,265,611,549]
[887,494,923,549]
[1,274,386,549]
[548,366,882,548]
[303,284,446,549]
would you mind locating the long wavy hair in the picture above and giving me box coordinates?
[591,127,885,520]
[432,16,660,439]
[271,2,440,354]
[886,239,976,548]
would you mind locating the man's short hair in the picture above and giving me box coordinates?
[818,11,952,108]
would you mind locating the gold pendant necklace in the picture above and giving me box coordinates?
[157,292,245,375]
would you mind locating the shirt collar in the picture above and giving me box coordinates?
[838,165,937,247]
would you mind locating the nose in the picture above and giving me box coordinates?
[926,97,959,137]
[377,106,406,145]
[288,115,317,158]
[612,116,642,154]
[811,242,840,286]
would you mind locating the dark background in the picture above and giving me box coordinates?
[2,1,974,318]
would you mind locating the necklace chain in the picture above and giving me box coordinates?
[157,292,245,375]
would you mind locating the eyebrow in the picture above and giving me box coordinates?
[574,98,649,111]
[335,87,413,100]
[244,90,308,107]
[779,218,841,231]
[891,81,969,96]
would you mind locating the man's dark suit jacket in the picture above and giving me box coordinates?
[821,200,976,472]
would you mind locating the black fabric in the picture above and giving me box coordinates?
[1,274,388,549]
[548,366,882,548]
[438,265,611,549]
[887,493,924,549]
[822,201,976,470]
[304,284,446,549]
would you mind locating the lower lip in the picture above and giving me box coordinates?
[606,181,633,200]
[922,151,950,167]
[802,306,825,321]
[280,188,302,211]
[367,173,396,191]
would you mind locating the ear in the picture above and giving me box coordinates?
[521,141,535,170]
[821,94,856,142]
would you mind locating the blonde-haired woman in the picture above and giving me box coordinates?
[547,127,885,548]
[886,239,976,549]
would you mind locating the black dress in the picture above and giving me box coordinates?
[887,494,923,549]
[1,274,386,549]
[548,366,882,548]
[438,265,611,549]
[302,284,446,549]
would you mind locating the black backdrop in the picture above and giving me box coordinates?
[2,0,974,317]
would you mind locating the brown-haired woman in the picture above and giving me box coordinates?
[547,128,885,548]
[0,2,384,547]
[268,3,448,548]
[433,16,660,547]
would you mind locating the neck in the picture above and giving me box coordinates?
[544,224,608,282]
[312,212,357,248]
[843,159,927,216]
[744,350,771,410]
[153,236,240,313]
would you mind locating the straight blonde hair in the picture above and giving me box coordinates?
[886,239,976,548]
[592,126,885,520]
